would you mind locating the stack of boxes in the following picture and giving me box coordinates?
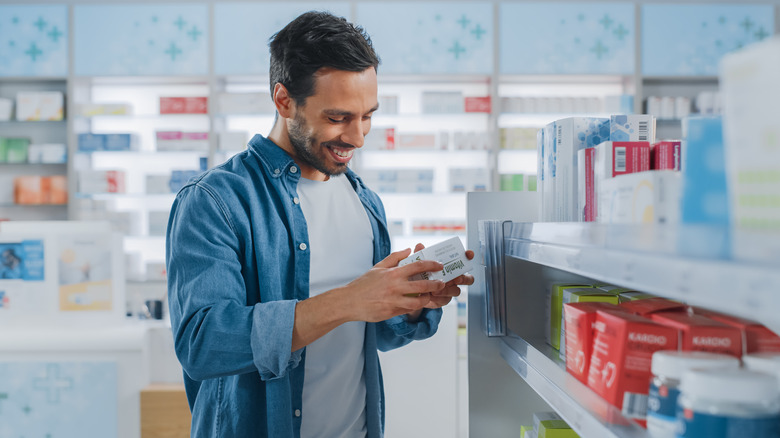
[554,280,780,429]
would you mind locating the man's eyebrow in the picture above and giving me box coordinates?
[323,104,380,117]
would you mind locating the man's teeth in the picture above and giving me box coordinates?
[333,148,351,157]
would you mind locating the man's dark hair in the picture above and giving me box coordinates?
[269,11,380,106]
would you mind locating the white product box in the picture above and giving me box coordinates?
[721,36,780,261]
[27,143,66,164]
[78,170,126,194]
[598,170,681,225]
[555,117,610,222]
[542,122,556,222]
[537,128,545,221]
[0,97,12,121]
[219,131,248,151]
[449,168,489,192]
[398,236,472,283]
[16,91,64,121]
[610,114,655,143]
[593,141,651,221]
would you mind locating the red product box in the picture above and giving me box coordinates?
[619,298,686,316]
[587,310,679,425]
[159,97,186,114]
[385,128,396,150]
[692,308,780,354]
[596,141,651,179]
[183,97,208,114]
[464,96,491,113]
[651,141,682,171]
[650,312,743,357]
[106,170,126,193]
[564,302,625,384]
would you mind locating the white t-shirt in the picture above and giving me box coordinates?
[298,174,374,438]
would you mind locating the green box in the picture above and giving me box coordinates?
[500,174,524,191]
[528,175,538,192]
[560,288,620,357]
[5,138,29,163]
[0,137,7,163]
[538,421,579,438]
[520,425,532,438]
[549,284,593,350]
[618,291,656,302]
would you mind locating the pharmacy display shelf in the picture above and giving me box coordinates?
[502,222,780,327]
[500,335,647,438]
[0,162,66,167]
[74,114,209,120]
[0,120,67,124]
[0,203,67,208]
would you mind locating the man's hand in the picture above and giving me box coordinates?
[406,243,476,321]
[340,248,446,323]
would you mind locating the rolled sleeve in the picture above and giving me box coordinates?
[375,308,443,352]
[250,299,302,380]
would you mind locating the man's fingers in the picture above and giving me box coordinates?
[375,248,413,268]
[397,259,442,278]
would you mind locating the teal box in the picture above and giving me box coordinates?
[679,116,730,258]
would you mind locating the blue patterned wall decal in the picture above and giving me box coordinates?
[0,5,68,77]
[0,361,117,438]
[356,2,493,75]
[500,2,635,75]
[74,4,208,76]
[214,3,351,76]
[642,4,774,76]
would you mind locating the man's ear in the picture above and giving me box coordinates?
[273,83,295,119]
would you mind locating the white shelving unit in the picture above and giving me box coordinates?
[476,219,780,438]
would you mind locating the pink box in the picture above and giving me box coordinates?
[160,97,186,114]
[578,147,596,221]
[650,312,743,358]
[184,97,208,114]
[464,96,491,113]
[156,131,183,140]
[652,141,682,170]
[182,132,209,140]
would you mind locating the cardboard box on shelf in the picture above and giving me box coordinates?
[555,117,610,222]
[560,288,620,358]
[691,308,780,354]
[593,141,651,221]
[78,170,126,194]
[609,114,655,143]
[1,138,30,163]
[27,143,66,164]
[619,297,686,316]
[587,310,679,425]
[548,283,595,350]
[14,176,44,204]
[16,91,64,121]
[564,302,624,384]
[578,147,596,221]
[598,170,682,225]
[651,141,682,171]
[46,175,67,204]
[650,312,742,357]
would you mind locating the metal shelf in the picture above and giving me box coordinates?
[500,335,647,438]
[503,222,780,326]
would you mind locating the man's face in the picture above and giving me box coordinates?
[286,67,378,180]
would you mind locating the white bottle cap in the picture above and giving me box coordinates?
[652,351,740,380]
[680,368,780,404]
[743,353,780,379]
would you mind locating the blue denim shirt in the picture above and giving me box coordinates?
[166,134,442,438]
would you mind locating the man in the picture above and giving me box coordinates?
[166,11,474,438]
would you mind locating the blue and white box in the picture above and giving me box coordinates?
[679,116,730,258]
[77,133,105,152]
[555,117,610,222]
[610,114,655,142]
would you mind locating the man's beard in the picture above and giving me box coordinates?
[288,112,349,178]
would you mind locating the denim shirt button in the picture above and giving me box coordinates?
[294,409,301,417]
[293,197,300,205]
[273,168,280,175]
[290,165,298,174]
[299,243,307,251]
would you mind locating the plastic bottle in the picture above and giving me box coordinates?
[647,351,740,438]
[676,368,780,438]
